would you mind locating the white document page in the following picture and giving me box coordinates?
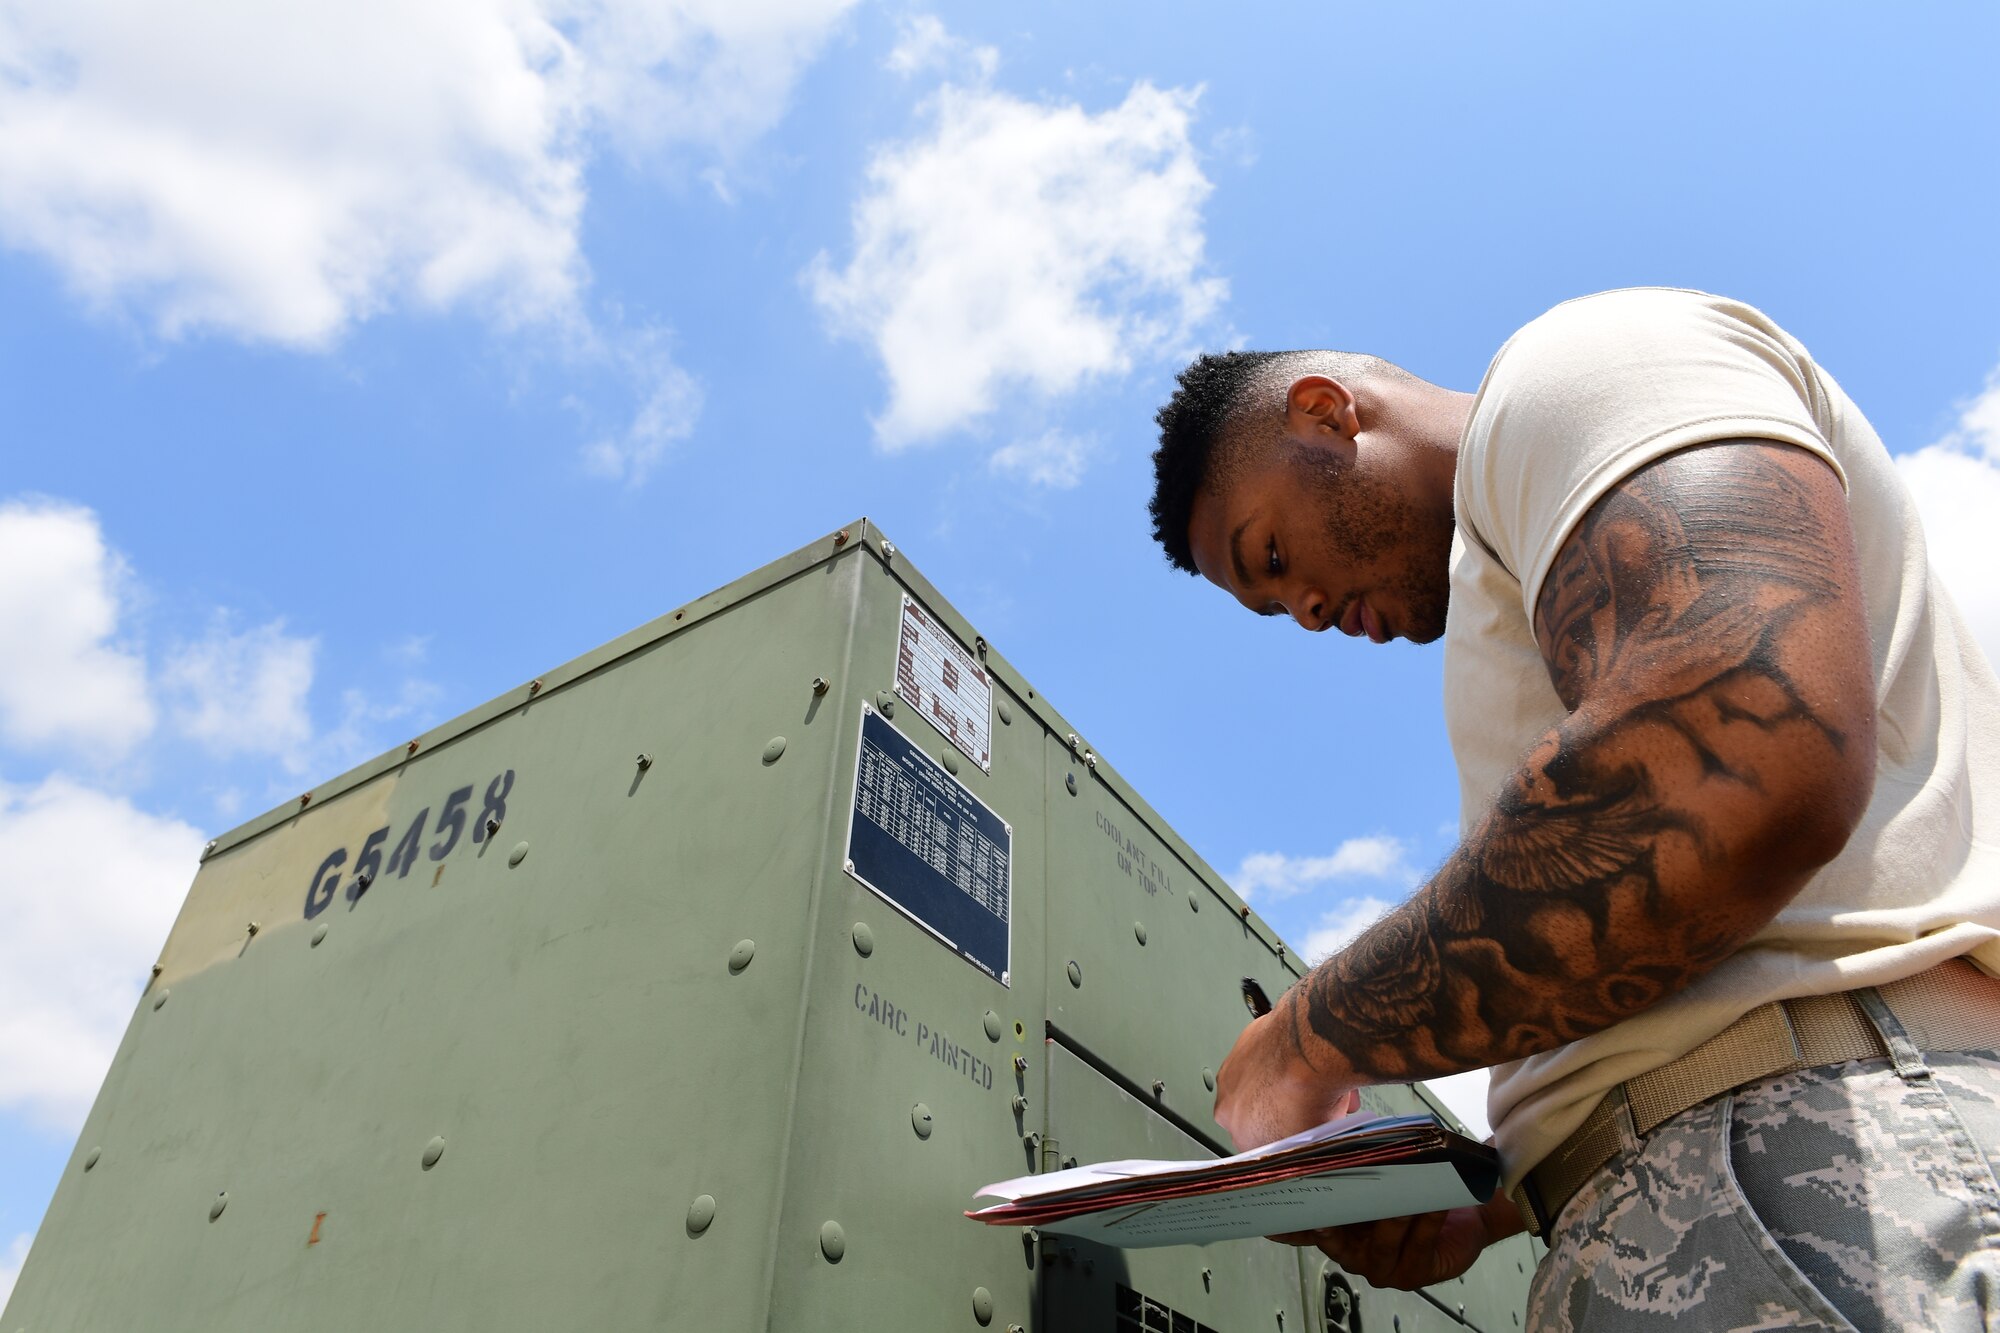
[1030,1160,1483,1248]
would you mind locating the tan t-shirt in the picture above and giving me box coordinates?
[1445,287,2000,1189]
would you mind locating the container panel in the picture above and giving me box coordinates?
[1043,736,1290,1147]
[763,561,1051,1333]
[5,558,864,1332]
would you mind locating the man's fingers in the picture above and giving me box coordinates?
[1390,1209,1451,1287]
[1361,1212,1418,1276]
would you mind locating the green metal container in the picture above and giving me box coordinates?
[4,520,1536,1332]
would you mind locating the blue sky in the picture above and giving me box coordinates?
[4,0,1999,1298]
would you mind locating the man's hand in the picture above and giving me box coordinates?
[1274,1192,1525,1291]
[1213,1009,1359,1151]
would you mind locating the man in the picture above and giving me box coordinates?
[1148,288,2000,1329]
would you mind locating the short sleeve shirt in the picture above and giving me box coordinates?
[1444,288,2000,1188]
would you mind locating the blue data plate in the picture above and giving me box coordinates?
[845,707,1012,985]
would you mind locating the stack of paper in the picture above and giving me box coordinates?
[966,1114,1498,1249]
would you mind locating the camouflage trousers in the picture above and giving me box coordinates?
[1529,1000,2000,1330]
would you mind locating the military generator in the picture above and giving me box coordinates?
[4,521,1537,1332]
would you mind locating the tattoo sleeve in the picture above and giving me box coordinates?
[1289,440,1877,1082]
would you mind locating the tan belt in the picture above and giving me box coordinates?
[1511,959,2000,1237]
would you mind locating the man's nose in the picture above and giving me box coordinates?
[1289,591,1327,631]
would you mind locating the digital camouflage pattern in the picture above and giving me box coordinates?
[1529,1046,2000,1331]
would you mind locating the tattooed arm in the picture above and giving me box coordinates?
[1214,439,1876,1150]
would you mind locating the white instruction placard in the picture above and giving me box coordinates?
[895,595,993,773]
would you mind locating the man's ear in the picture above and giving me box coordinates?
[1284,375,1360,440]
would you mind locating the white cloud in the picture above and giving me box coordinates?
[1234,835,1417,902]
[1897,369,2000,667]
[990,431,1092,489]
[808,65,1225,446]
[0,0,854,347]
[0,1232,28,1312]
[563,0,859,162]
[0,501,154,758]
[579,326,705,484]
[0,776,203,1131]
[1422,1068,1492,1140]
[885,14,996,81]
[159,617,317,770]
[309,679,445,778]
[1300,894,1396,964]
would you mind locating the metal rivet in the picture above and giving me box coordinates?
[406,739,420,755]
[245,921,260,938]
[311,923,328,947]
[686,1194,716,1235]
[912,1104,933,1140]
[728,940,756,973]
[201,839,218,859]
[636,752,653,770]
[421,1136,446,1170]
[1012,1095,1029,1114]
[1134,921,1148,946]
[983,1010,1003,1042]
[972,1287,995,1325]
[1152,1080,1166,1099]
[819,1220,846,1262]
[996,700,1012,725]
[209,1192,228,1221]
[150,963,162,979]
[1203,1067,1216,1092]
[153,988,170,1010]
[1009,1325,1025,1333]
[1066,961,1082,988]
[762,736,787,765]
[811,676,830,697]
[942,750,960,776]
[528,678,542,696]
[1202,1267,1212,1290]
[852,923,874,957]
[83,1146,101,1172]
[1064,773,1077,796]
[1239,904,1251,920]
[1188,889,1200,913]
[833,529,849,547]
[508,841,529,867]
[483,816,501,838]
[875,690,896,718]
[298,792,312,808]
[1013,1055,1028,1073]
[881,541,898,561]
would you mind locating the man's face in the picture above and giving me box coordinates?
[1186,438,1454,645]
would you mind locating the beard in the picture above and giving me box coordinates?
[1294,448,1454,644]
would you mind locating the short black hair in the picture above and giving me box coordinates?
[1148,348,1405,572]
[1148,351,1288,573]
